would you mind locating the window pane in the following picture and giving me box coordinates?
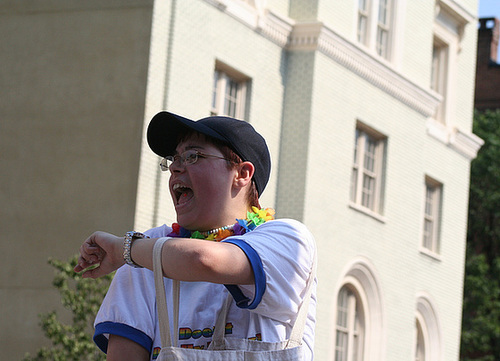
[362,174,375,209]
[423,180,442,253]
[357,0,369,44]
[430,41,448,122]
[363,137,376,172]
[335,286,365,361]
[337,287,349,328]
[376,28,388,57]
[425,186,433,216]
[223,78,239,117]
[358,16,368,44]
[335,331,348,361]
[378,0,388,25]
[431,45,440,92]
[423,219,433,249]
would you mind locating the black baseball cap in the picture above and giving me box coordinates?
[147,111,271,196]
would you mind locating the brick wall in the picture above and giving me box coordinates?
[475,18,500,110]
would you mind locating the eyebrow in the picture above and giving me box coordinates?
[174,144,205,154]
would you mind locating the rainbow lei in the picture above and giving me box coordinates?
[167,207,275,242]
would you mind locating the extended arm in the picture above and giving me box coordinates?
[74,231,254,285]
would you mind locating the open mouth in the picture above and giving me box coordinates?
[172,183,194,205]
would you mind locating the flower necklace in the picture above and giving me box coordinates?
[167,207,275,242]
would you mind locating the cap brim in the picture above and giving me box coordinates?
[147,112,227,157]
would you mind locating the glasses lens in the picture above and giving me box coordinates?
[183,150,199,165]
[159,158,170,171]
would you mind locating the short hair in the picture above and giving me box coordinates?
[177,129,261,209]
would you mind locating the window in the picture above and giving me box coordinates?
[415,295,442,361]
[415,319,425,361]
[430,38,448,123]
[428,0,474,129]
[335,261,385,361]
[350,123,386,215]
[211,62,249,119]
[356,0,393,59]
[335,286,365,361]
[422,177,442,254]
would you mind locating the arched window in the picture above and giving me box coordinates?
[415,318,425,361]
[333,258,385,361]
[335,285,365,361]
[415,293,442,361]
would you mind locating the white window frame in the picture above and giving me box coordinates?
[350,122,386,217]
[211,61,249,119]
[421,176,442,255]
[355,0,395,60]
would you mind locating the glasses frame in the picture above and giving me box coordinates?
[160,149,230,172]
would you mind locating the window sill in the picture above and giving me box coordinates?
[348,202,387,223]
[418,247,442,262]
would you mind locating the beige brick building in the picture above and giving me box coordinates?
[1,1,482,360]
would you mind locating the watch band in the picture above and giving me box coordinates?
[123,231,149,268]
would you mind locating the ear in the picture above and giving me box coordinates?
[233,161,255,189]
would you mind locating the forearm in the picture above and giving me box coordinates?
[76,232,254,284]
[131,237,254,284]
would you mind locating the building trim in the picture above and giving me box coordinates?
[449,126,484,160]
[205,1,440,117]
[204,0,293,47]
[288,22,441,117]
[426,119,484,160]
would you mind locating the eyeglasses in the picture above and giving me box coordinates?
[160,149,229,172]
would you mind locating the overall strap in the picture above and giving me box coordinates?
[153,237,179,348]
[212,245,318,348]
[286,245,317,348]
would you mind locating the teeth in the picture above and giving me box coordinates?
[173,183,185,191]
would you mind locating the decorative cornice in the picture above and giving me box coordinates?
[437,0,475,26]
[426,119,484,160]
[256,9,293,47]
[204,0,293,47]
[449,126,484,160]
[288,22,441,117]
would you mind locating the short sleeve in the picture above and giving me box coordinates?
[223,219,316,323]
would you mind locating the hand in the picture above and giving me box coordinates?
[74,231,124,278]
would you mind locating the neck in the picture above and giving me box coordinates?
[168,207,275,242]
[199,223,236,237]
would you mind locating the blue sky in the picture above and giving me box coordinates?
[478,0,499,18]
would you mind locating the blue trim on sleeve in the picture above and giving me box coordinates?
[222,239,266,310]
[94,321,153,354]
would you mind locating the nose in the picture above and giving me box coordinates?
[167,158,184,173]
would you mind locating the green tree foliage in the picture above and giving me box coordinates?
[23,256,113,361]
[461,109,500,361]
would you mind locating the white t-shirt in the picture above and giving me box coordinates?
[93,219,317,360]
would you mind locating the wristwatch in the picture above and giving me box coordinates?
[123,231,149,268]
